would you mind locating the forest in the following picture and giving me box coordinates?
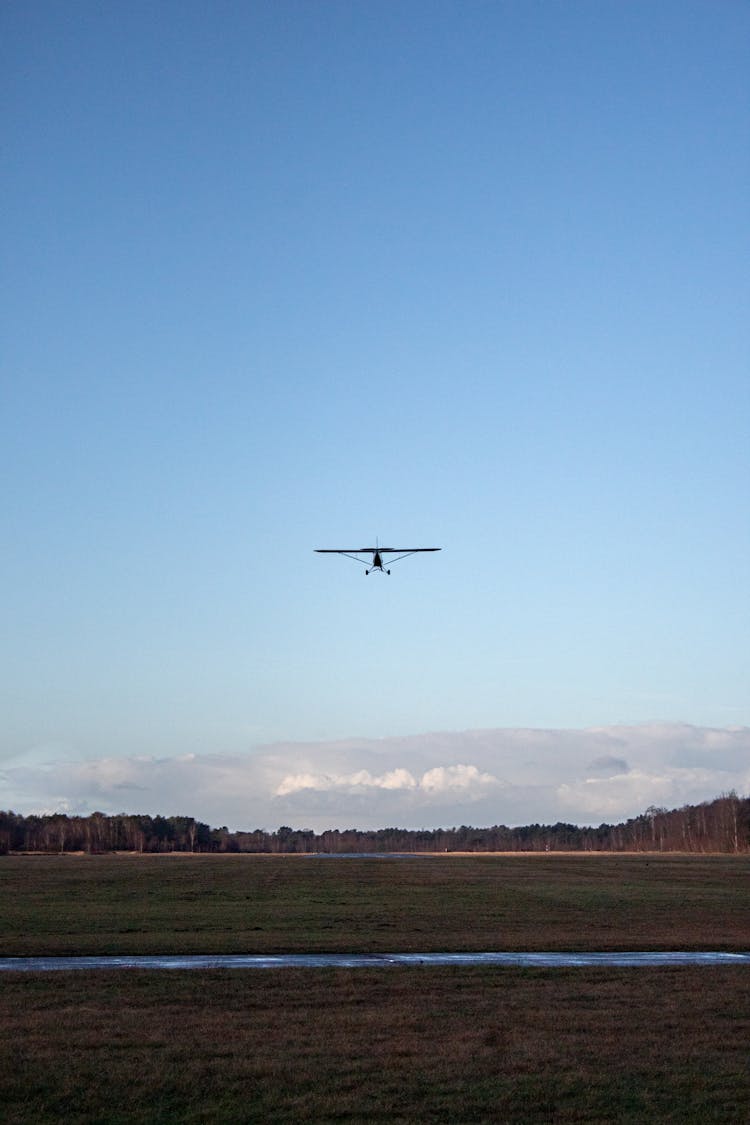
[0,792,747,855]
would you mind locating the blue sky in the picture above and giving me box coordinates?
[2,2,748,828]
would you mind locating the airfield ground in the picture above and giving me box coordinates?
[1,852,748,956]
[1,854,748,1122]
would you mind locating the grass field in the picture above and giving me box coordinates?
[2,854,749,1122]
[2,966,749,1123]
[1,852,748,955]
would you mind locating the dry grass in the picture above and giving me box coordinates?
[1,852,748,955]
[3,854,748,1121]
[2,966,749,1123]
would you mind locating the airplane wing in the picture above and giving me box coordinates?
[315,548,441,553]
[315,547,441,567]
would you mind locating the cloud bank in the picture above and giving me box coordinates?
[1,723,748,832]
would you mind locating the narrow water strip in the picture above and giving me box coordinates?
[1,951,748,971]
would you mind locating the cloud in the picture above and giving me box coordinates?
[558,771,674,818]
[420,764,498,794]
[275,763,497,799]
[2,723,748,832]
[276,767,418,796]
[586,755,630,776]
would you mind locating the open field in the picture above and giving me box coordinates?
[3,854,748,1122]
[2,967,749,1123]
[1,852,748,955]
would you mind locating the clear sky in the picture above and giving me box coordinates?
[2,2,748,829]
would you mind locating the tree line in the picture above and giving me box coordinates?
[0,793,747,855]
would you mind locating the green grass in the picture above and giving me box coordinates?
[1,852,748,955]
[2,967,749,1123]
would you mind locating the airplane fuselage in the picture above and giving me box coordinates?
[367,551,390,574]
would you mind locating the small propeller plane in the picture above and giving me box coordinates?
[315,540,441,575]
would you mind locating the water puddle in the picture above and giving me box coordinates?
[1,951,748,971]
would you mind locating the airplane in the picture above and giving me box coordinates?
[315,540,441,575]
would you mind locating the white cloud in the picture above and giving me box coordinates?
[2,723,748,832]
[275,763,496,799]
[558,771,675,819]
[419,764,498,793]
[276,767,418,796]
[558,762,747,822]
